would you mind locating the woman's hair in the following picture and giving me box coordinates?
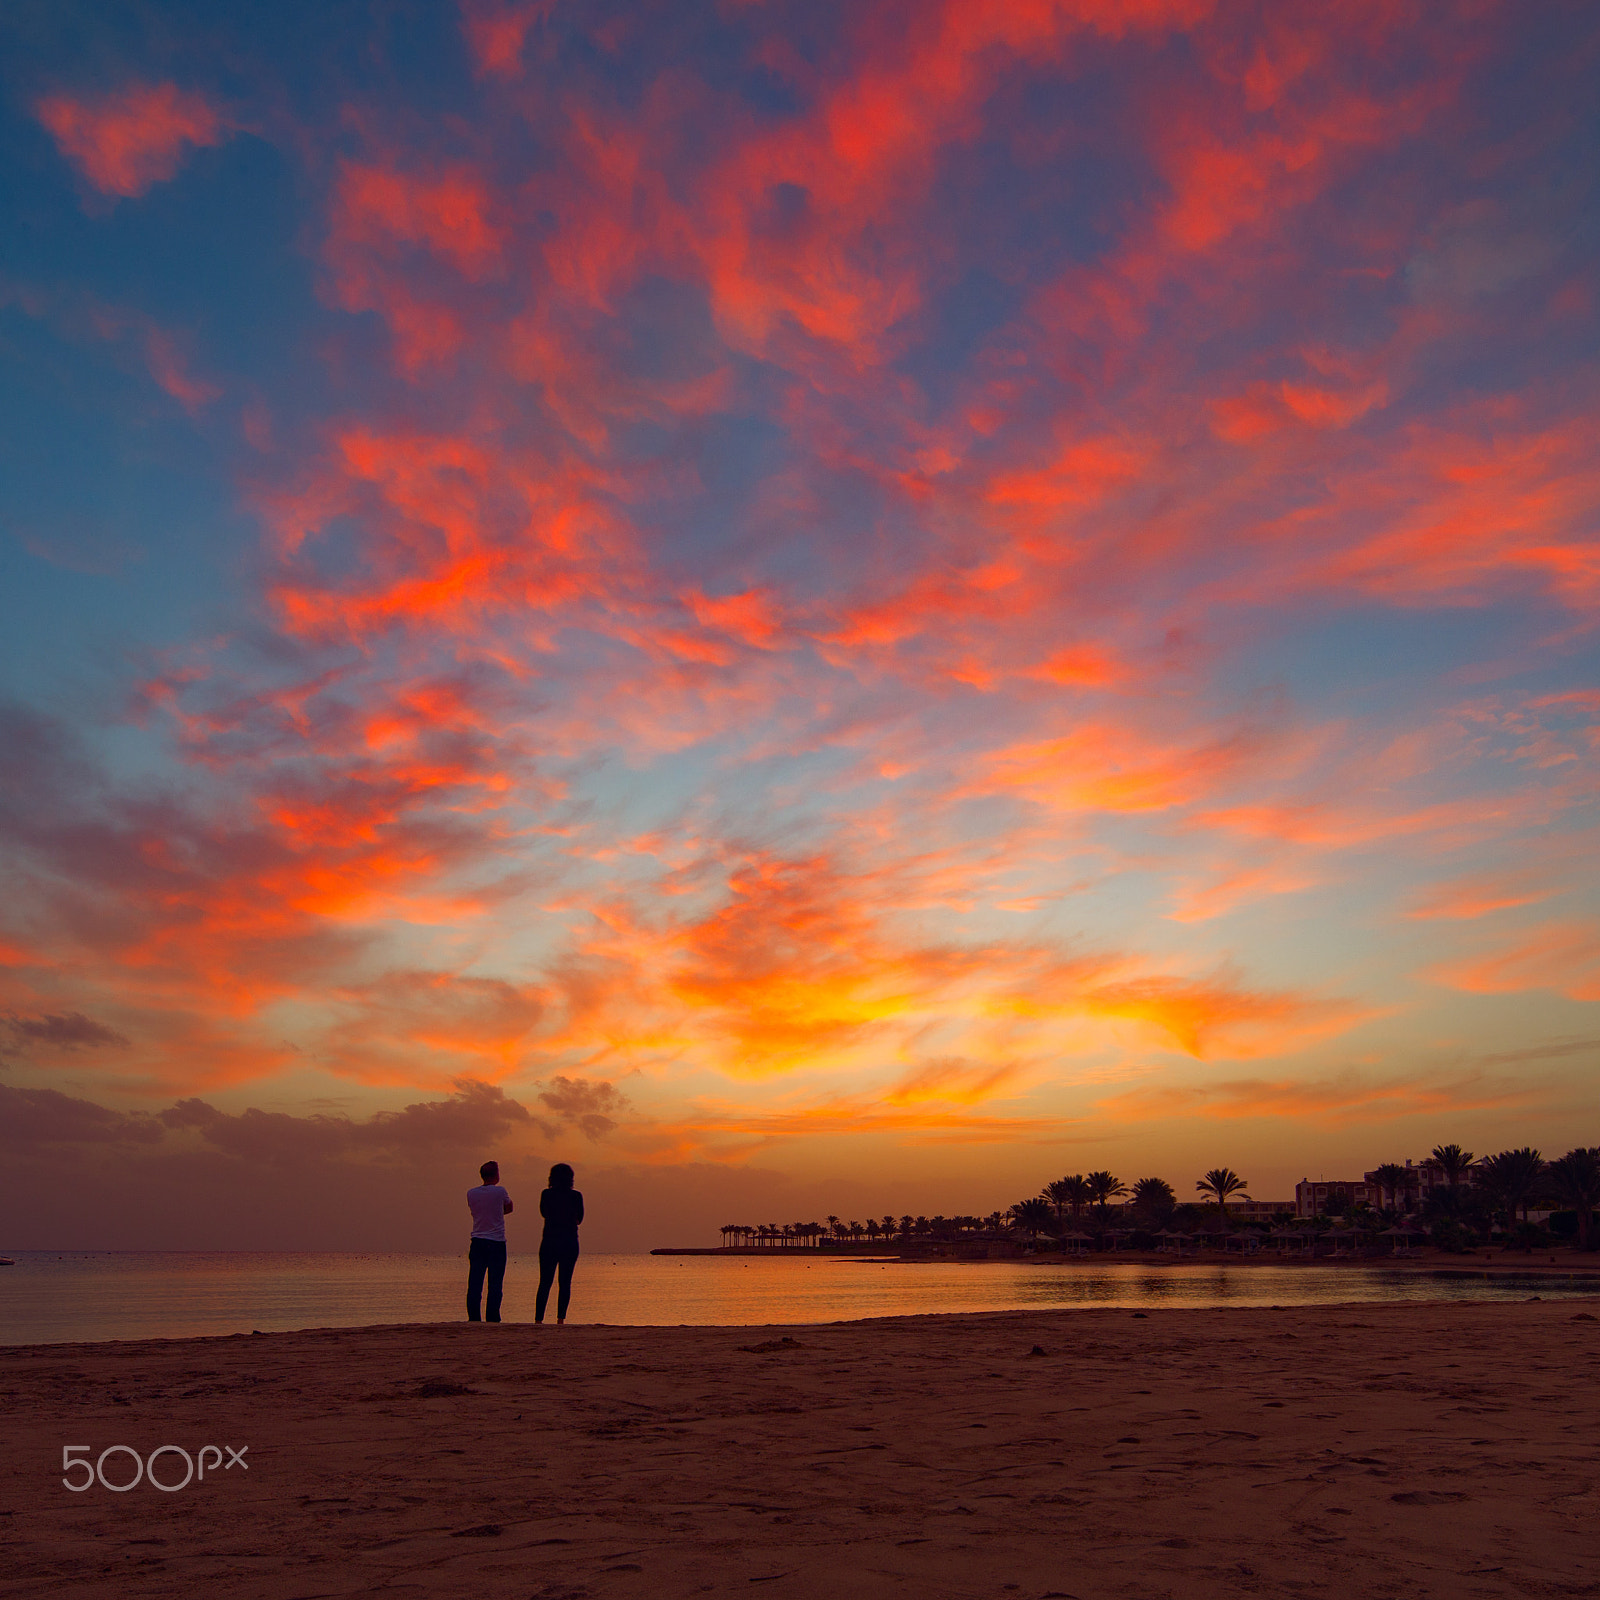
[548,1162,575,1190]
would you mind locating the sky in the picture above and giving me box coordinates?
[2,0,1598,1252]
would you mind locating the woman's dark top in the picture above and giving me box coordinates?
[539,1188,584,1250]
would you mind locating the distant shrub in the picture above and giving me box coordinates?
[1430,1219,1474,1254]
[1128,1230,1156,1251]
[1548,1210,1579,1239]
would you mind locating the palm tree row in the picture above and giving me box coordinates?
[716,1142,1600,1252]
[1017,1167,1245,1237]
[1453,1146,1600,1249]
[1011,1143,1600,1247]
[718,1214,1008,1248]
[1364,1144,1600,1246]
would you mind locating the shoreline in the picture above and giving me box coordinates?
[7,1251,1598,1355]
[5,1262,1598,1357]
[651,1246,1600,1275]
[3,1300,1592,1598]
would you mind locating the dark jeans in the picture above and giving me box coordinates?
[467,1238,507,1322]
[536,1240,579,1322]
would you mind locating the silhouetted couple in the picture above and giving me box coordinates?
[465,1160,584,1324]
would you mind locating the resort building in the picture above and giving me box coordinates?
[1298,1158,1479,1217]
[1361,1158,1475,1212]
[1295,1178,1376,1217]
[1224,1200,1295,1221]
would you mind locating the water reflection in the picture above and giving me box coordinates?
[3,1250,1596,1345]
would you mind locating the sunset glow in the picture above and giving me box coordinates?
[2,0,1597,1247]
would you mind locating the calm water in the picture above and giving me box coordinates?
[3,1251,1597,1345]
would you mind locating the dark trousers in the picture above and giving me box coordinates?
[467,1238,507,1322]
[536,1240,579,1322]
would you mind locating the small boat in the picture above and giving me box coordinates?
[0,1258,14,1266]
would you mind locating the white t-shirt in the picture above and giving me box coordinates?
[467,1184,511,1241]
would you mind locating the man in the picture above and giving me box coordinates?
[466,1160,513,1322]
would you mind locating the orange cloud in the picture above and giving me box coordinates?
[1190,793,1538,853]
[1405,871,1559,921]
[1198,407,1600,614]
[1211,376,1389,440]
[631,1096,1075,1158]
[552,849,1363,1077]
[1067,974,1363,1059]
[972,724,1259,815]
[1166,860,1322,922]
[883,1057,1025,1108]
[319,971,547,1085]
[1426,921,1600,1001]
[37,83,227,198]
[1098,1072,1533,1126]
[1024,645,1129,688]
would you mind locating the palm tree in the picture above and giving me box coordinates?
[1196,1168,1248,1229]
[1370,1162,1410,1217]
[881,1215,896,1237]
[899,1215,914,1239]
[1479,1147,1545,1234]
[1547,1148,1600,1251]
[1431,1144,1476,1186]
[1012,1197,1053,1241]
[1052,1174,1092,1225]
[1086,1171,1128,1224]
[1129,1177,1177,1226]
[865,1219,880,1242]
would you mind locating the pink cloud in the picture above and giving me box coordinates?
[36,82,228,198]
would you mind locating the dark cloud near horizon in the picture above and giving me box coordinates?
[159,1078,535,1165]
[3,1077,536,1163]
[0,1083,163,1145]
[2,1010,129,1051]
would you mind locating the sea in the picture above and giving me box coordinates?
[3,1250,1597,1346]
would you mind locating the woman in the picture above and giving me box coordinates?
[536,1162,584,1325]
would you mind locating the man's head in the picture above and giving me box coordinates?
[480,1160,499,1185]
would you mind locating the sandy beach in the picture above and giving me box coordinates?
[2,1297,1594,1599]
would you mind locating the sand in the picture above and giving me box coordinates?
[1,1299,1595,1599]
